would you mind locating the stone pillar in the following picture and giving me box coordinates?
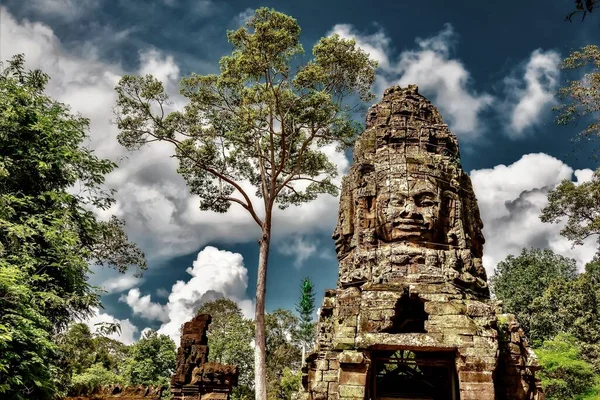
[171,314,239,400]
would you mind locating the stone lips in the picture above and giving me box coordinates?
[298,85,544,400]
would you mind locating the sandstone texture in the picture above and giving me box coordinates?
[298,85,544,400]
[170,314,238,400]
[64,384,163,400]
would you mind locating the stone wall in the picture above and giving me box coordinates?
[64,384,162,400]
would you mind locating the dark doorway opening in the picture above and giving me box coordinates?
[383,291,428,334]
[371,349,459,400]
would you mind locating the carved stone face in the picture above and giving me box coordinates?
[375,176,441,243]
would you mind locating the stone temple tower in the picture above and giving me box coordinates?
[298,86,544,400]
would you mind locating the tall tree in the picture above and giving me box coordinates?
[113,8,377,399]
[529,270,600,346]
[295,278,316,353]
[536,333,600,399]
[0,55,146,399]
[490,248,578,334]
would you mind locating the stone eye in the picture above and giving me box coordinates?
[389,197,406,207]
[416,194,436,207]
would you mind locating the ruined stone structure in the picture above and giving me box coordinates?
[298,86,543,400]
[65,384,163,400]
[171,314,238,400]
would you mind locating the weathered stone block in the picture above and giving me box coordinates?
[315,359,329,370]
[424,301,466,315]
[322,371,338,382]
[311,381,329,393]
[338,351,364,364]
[339,371,367,386]
[459,371,493,383]
[338,385,365,398]
[332,337,355,350]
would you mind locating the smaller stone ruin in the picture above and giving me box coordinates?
[66,385,163,400]
[171,314,239,400]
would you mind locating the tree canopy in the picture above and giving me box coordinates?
[125,330,176,388]
[0,54,145,399]
[554,45,600,147]
[490,248,578,335]
[197,299,255,388]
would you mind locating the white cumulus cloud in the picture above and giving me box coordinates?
[503,49,561,136]
[82,307,139,345]
[470,153,596,275]
[101,274,142,294]
[329,23,494,139]
[328,23,562,139]
[119,288,170,322]
[120,246,254,343]
[278,236,319,267]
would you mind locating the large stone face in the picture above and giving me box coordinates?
[300,85,544,400]
[170,314,238,400]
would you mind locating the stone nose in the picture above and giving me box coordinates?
[400,199,418,216]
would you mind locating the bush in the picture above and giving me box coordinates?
[70,363,124,395]
[536,334,600,399]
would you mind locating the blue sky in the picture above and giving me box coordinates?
[2,0,599,344]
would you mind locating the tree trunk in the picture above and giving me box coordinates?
[254,226,270,400]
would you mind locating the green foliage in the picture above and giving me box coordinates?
[0,266,57,400]
[0,54,145,399]
[490,248,578,335]
[295,278,316,351]
[52,324,175,396]
[272,368,301,400]
[537,334,600,399]
[70,363,125,396]
[54,322,131,394]
[232,384,255,400]
[125,330,176,388]
[541,168,600,256]
[544,44,600,255]
[529,271,600,347]
[197,299,255,387]
[197,300,303,400]
[554,44,600,147]
[265,309,302,400]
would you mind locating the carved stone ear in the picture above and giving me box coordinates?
[333,178,355,259]
[441,190,466,248]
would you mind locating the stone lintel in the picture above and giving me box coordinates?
[356,332,455,351]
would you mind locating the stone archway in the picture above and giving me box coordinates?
[370,349,459,400]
